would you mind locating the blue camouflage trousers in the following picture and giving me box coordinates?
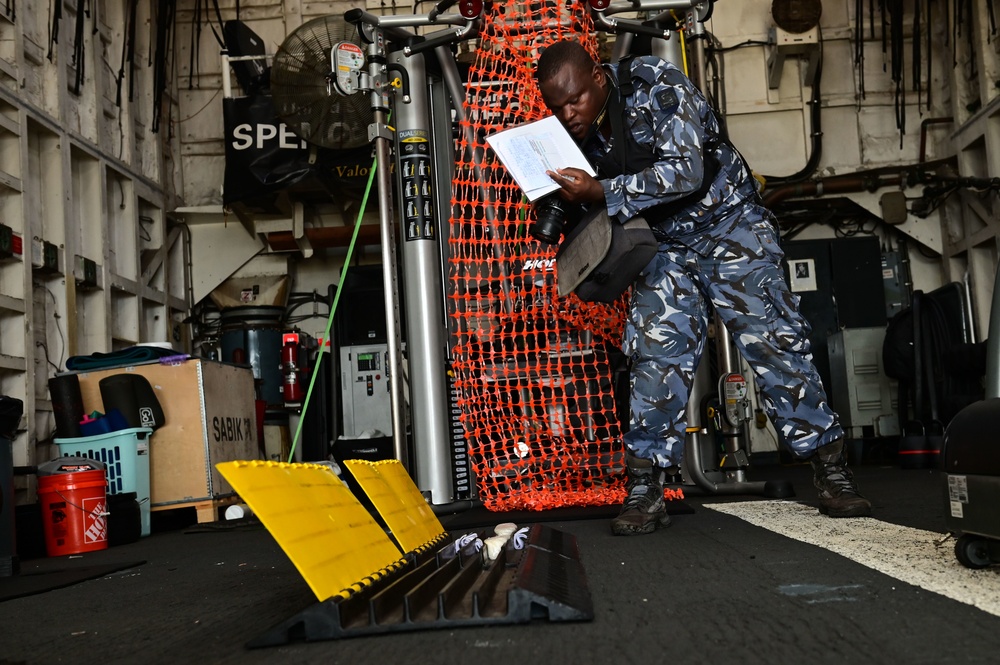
[622,212,844,468]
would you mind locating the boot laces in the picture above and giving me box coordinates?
[816,457,860,496]
[623,475,662,510]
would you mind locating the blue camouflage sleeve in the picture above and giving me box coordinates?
[601,64,707,221]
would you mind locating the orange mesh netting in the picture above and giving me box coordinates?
[446,2,682,510]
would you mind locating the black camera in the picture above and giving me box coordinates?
[530,195,573,245]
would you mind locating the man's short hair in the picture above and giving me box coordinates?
[536,40,596,84]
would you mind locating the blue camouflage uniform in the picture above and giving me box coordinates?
[582,55,843,469]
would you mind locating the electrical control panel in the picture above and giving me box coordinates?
[340,343,392,437]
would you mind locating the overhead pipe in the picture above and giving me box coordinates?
[761,156,956,208]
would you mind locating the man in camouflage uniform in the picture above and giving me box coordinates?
[535,40,871,535]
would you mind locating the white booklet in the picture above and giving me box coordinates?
[485,115,597,201]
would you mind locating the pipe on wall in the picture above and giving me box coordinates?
[761,156,955,208]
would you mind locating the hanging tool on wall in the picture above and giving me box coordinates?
[115,0,138,107]
[889,0,905,147]
[852,0,967,147]
[853,0,865,98]
[189,0,231,90]
[71,0,86,95]
[151,0,177,133]
[913,0,922,112]
[917,0,933,112]
[189,0,204,89]
[47,0,61,62]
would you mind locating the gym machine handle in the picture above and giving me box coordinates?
[403,24,478,57]
[593,0,702,14]
[591,11,672,40]
[589,0,703,39]
[429,0,458,21]
[344,7,469,34]
[344,1,482,58]
[386,63,412,102]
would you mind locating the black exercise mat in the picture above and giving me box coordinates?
[65,346,179,371]
[0,560,145,603]
[440,501,695,532]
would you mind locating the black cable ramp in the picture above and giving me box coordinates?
[248,523,593,646]
[215,460,593,647]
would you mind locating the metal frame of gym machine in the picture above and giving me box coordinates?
[343,0,790,508]
[336,0,486,508]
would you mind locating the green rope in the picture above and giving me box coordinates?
[286,150,380,463]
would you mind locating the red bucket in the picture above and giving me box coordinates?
[38,462,108,557]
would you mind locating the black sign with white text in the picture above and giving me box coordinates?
[222,94,378,208]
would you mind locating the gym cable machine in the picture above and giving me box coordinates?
[318,0,790,506]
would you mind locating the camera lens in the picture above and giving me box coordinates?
[530,195,567,244]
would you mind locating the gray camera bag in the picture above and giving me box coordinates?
[555,206,658,303]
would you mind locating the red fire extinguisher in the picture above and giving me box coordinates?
[281,333,302,404]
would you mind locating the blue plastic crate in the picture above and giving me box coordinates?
[55,427,153,536]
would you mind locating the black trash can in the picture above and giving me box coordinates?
[0,396,24,576]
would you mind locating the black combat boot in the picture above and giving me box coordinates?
[811,440,872,517]
[611,454,671,536]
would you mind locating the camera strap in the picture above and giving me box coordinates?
[598,57,727,223]
[582,57,633,173]
[606,61,631,174]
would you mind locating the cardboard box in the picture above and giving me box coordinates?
[75,359,259,507]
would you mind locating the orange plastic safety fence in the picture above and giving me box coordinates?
[446,2,684,511]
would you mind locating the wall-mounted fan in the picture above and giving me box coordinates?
[269,15,373,151]
[771,0,822,34]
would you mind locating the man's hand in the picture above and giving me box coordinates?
[546,168,605,204]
